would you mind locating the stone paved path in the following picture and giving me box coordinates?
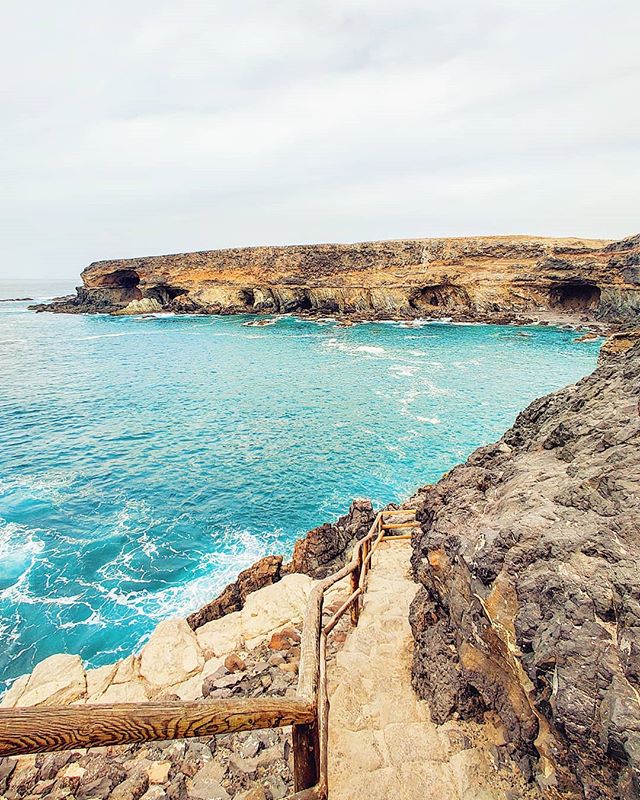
[326,539,533,800]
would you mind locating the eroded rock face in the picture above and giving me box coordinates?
[32,234,640,323]
[289,498,375,578]
[409,342,640,798]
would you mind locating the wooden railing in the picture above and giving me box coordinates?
[0,509,416,799]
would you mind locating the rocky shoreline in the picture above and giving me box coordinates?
[409,336,640,798]
[0,503,377,800]
[2,326,639,798]
[29,234,640,329]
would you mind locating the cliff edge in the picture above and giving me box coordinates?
[35,234,640,324]
[409,339,640,798]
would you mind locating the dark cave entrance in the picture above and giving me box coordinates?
[409,284,471,310]
[549,281,601,311]
[94,269,142,303]
[144,284,188,307]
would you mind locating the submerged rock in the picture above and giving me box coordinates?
[409,340,640,797]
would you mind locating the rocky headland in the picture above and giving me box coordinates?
[409,337,640,798]
[32,234,640,327]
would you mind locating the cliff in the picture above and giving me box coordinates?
[35,234,640,324]
[409,338,640,798]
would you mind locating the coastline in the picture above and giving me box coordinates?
[0,332,637,799]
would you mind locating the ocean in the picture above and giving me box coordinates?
[0,280,601,688]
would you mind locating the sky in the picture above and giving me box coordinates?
[1,0,639,280]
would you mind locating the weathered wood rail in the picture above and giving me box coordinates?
[0,509,416,799]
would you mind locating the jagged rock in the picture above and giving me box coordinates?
[289,498,375,578]
[410,341,640,798]
[187,760,229,800]
[109,771,149,800]
[188,556,283,629]
[112,298,163,315]
[139,619,204,687]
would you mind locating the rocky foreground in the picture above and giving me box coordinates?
[409,337,640,798]
[33,234,640,325]
[0,503,376,800]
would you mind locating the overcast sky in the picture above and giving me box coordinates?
[1,0,639,280]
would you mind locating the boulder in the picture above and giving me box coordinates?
[13,654,86,707]
[85,662,118,699]
[196,611,243,658]
[139,619,204,687]
[242,574,314,648]
[187,555,283,629]
[0,673,29,708]
[91,680,148,704]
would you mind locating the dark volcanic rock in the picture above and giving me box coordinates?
[410,341,640,799]
[289,498,375,578]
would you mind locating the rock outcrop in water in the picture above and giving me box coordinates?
[33,234,640,324]
[409,340,640,798]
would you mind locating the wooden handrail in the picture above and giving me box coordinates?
[0,697,314,757]
[0,508,415,800]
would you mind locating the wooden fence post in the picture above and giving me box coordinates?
[350,549,362,626]
[292,720,320,792]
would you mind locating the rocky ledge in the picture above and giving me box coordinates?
[409,338,640,798]
[32,234,640,325]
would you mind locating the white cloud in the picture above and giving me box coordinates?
[0,0,638,278]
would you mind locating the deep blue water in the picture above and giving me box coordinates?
[0,290,600,688]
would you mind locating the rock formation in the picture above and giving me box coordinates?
[187,499,374,630]
[409,340,640,798]
[33,234,640,324]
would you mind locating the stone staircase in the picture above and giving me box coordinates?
[326,538,534,800]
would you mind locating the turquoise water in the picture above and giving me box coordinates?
[0,295,600,688]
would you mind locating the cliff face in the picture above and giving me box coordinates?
[38,234,640,323]
[409,340,640,798]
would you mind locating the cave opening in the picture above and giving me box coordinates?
[410,283,470,310]
[93,269,142,303]
[240,288,255,307]
[144,284,188,306]
[549,281,601,310]
[296,292,313,311]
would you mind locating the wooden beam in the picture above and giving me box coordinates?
[0,698,314,757]
[382,522,418,529]
[293,721,320,793]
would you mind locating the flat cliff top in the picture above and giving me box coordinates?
[86,234,613,267]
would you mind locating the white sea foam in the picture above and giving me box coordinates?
[415,415,442,425]
[0,522,45,592]
[322,338,386,356]
[389,364,420,378]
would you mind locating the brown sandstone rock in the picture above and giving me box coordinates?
[33,234,640,325]
[187,556,283,629]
